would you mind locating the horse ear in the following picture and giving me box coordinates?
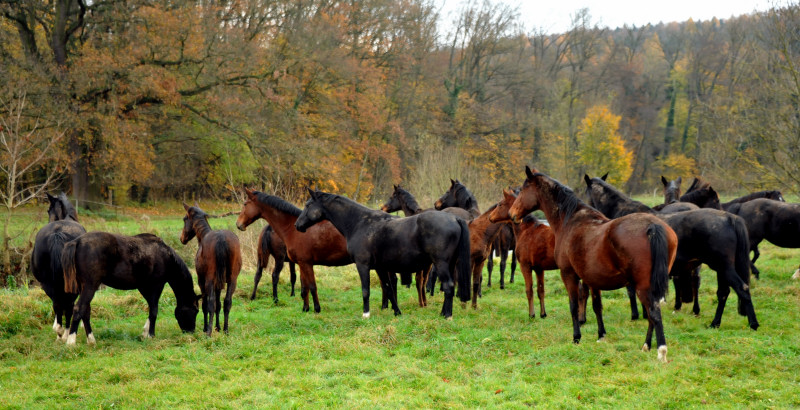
[183,202,190,211]
[600,173,608,181]
[584,174,592,188]
[661,176,668,187]
[305,187,316,199]
[450,178,455,185]
[393,184,398,190]
[525,165,535,180]
[502,188,516,201]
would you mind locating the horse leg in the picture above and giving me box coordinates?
[521,263,534,318]
[204,280,215,336]
[535,267,547,318]
[709,271,730,329]
[591,288,606,341]
[472,261,483,309]
[750,244,761,279]
[671,275,683,312]
[381,276,389,310]
[307,267,321,314]
[251,258,263,301]
[298,263,311,312]
[223,280,237,334]
[427,268,437,296]
[499,247,508,290]
[626,284,640,320]
[560,270,582,343]
[140,286,163,339]
[215,289,222,332]
[722,265,759,330]
[382,271,401,316]
[639,289,667,362]
[577,281,588,325]
[66,287,96,345]
[415,270,425,307]
[357,264,372,318]
[434,260,455,318]
[510,249,517,284]
[691,269,701,316]
[289,262,296,297]
[486,243,494,288]
[271,255,285,304]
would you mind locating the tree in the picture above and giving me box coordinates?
[576,105,633,185]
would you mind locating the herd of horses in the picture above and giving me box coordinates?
[28,166,800,362]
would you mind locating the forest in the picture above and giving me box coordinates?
[2,0,800,209]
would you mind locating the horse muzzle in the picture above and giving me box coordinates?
[236,221,247,231]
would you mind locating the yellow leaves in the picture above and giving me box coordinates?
[653,153,697,178]
[577,105,633,185]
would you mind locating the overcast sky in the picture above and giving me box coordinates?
[435,0,776,35]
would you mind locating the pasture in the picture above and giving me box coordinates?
[1,202,799,407]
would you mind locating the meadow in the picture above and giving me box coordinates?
[1,199,799,407]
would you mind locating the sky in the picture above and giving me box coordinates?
[435,0,776,35]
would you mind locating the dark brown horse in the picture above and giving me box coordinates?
[251,224,296,303]
[721,191,784,210]
[510,166,677,362]
[464,203,509,309]
[181,204,242,336]
[236,188,352,313]
[31,193,86,339]
[61,232,199,345]
[490,189,558,319]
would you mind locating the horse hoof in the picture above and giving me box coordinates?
[445,316,453,321]
[540,313,547,319]
[273,299,279,304]
[750,322,759,331]
[573,338,581,344]
[657,345,668,363]
[362,312,371,319]
[641,343,650,352]
[314,307,321,313]
[87,333,96,346]
[597,337,605,343]
[66,333,77,345]
[500,285,505,290]
[630,315,639,321]
[709,322,720,329]
[302,306,310,312]
[792,269,800,280]
[394,310,402,316]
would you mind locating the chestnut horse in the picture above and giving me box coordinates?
[296,188,471,319]
[31,193,85,338]
[236,188,352,313]
[181,204,242,335]
[61,232,199,344]
[251,224,296,303]
[510,166,677,362]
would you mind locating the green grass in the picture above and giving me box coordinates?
[1,200,800,407]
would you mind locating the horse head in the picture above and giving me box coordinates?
[47,192,78,222]
[295,188,328,232]
[180,203,208,244]
[381,185,403,213]
[661,176,682,204]
[236,188,261,231]
[489,188,517,223]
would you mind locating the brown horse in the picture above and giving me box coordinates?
[490,188,558,319]
[464,204,509,309]
[509,166,677,362]
[251,225,296,303]
[236,189,352,313]
[181,204,242,336]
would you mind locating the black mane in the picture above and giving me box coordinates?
[453,183,479,211]
[679,189,714,203]
[538,173,584,225]
[726,190,783,204]
[396,187,422,213]
[256,192,302,217]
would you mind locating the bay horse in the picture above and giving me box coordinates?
[31,193,86,338]
[251,224,296,303]
[510,166,677,362]
[236,188,352,313]
[464,203,510,309]
[489,189,558,318]
[296,188,471,319]
[181,204,242,336]
[584,174,759,330]
[435,179,517,289]
[61,232,199,345]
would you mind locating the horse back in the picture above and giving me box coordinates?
[197,230,242,288]
[32,220,86,286]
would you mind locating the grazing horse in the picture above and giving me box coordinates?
[510,166,677,362]
[584,175,759,330]
[31,193,86,338]
[435,179,517,289]
[296,189,471,318]
[251,224,296,303]
[725,199,800,279]
[236,189,352,313]
[61,232,199,345]
[490,189,558,318]
[181,204,242,336]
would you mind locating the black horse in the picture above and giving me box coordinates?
[721,191,784,210]
[296,188,471,318]
[584,175,758,330]
[62,232,199,345]
[31,193,86,339]
[435,179,517,289]
[251,224,296,303]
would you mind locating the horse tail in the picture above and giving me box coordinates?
[456,218,471,302]
[732,214,752,316]
[647,223,670,304]
[214,239,230,291]
[260,227,272,270]
[61,239,80,294]
[48,231,69,284]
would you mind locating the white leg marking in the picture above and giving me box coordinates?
[87,333,96,345]
[362,312,370,319]
[597,337,605,343]
[792,269,800,280]
[641,343,649,352]
[657,345,668,363]
[66,333,77,345]
[60,331,69,342]
[53,319,60,332]
[142,319,151,338]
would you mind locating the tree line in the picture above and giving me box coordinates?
[2,0,800,209]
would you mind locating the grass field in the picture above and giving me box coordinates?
[1,200,799,407]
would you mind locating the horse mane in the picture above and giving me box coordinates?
[453,183,479,211]
[255,192,302,217]
[685,177,711,194]
[679,188,715,204]
[396,187,422,213]
[727,190,782,204]
[587,177,652,217]
[537,173,583,225]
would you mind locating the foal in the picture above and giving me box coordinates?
[181,204,242,336]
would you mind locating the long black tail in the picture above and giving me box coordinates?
[456,218,471,302]
[647,224,670,304]
[61,239,80,294]
[731,214,752,316]
[214,240,231,290]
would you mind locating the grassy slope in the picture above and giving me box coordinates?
[1,200,799,407]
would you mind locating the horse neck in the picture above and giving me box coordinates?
[320,197,374,238]
[167,259,195,304]
[191,218,214,242]
[469,210,504,247]
[256,202,299,238]
[399,194,423,216]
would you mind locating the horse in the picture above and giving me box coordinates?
[236,188,353,313]
[435,179,517,289]
[725,198,800,279]
[584,174,759,330]
[721,191,784,210]
[30,193,86,339]
[510,166,677,362]
[61,232,199,345]
[181,204,242,336]
[251,224,296,303]
[490,188,558,319]
[463,203,509,309]
[296,188,471,319]
[678,187,722,210]
[661,176,682,204]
